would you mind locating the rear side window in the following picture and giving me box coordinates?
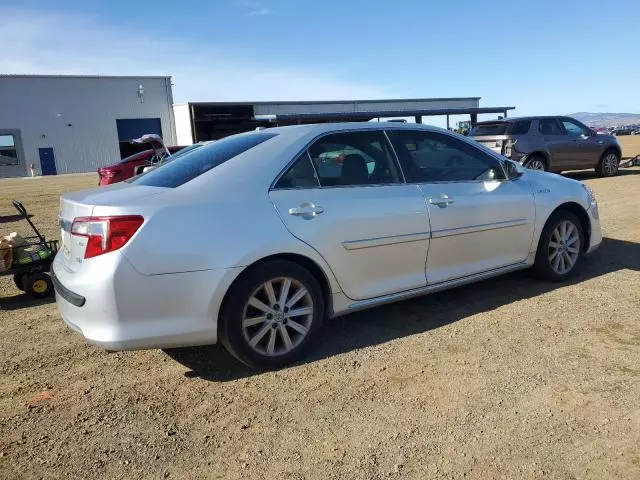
[510,120,531,135]
[538,118,564,135]
[470,123,508,136]
[131,133,277,187]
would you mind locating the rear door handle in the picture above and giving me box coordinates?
[429,194,455,208]
[289,202,324,219]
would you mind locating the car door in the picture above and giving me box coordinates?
[269,130,430,301]
[537,118,574,169]
[560,118,603,168]
[387,129,536,284]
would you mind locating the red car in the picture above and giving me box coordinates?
[98,146,186,185]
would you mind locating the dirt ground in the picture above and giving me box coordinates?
[1,164,639,479]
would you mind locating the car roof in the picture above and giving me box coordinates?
[264,121,447,138]
[475,115,577,125]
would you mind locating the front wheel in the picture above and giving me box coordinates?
[533,211,584,282]
[219,260,324,369]
[595,150,620,177]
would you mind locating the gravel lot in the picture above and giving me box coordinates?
[1,164,639,479]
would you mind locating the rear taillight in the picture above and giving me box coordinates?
[504,139,517,157]
[98,168,120,178]
[71,216,144,259]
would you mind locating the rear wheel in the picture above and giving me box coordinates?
[24,273,54,298]
[525,155,547,171]
[595,150,620,177]
[533,211,584,281]
[219,260,324,369]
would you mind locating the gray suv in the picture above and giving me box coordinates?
[469,116,622,176]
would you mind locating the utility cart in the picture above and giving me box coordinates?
[1,200,58,298]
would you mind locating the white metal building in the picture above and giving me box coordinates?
[0,75,176,178]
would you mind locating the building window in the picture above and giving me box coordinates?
[0,134,19,165]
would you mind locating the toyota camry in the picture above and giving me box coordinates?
[53,122,602,368]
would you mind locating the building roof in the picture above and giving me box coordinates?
[0,74,172,80]
[186,97,481,106]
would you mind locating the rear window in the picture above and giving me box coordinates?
[470,123,509,136]
[130,133,277,188]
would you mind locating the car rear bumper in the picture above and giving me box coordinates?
[52,252,242,351]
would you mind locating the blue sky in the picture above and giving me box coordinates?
[2,0,639,125]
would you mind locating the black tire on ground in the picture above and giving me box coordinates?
[219,260,325,369]
[13,273,27,291]
[595,149,620,177]
[24,272,54,299]
[525,155,548,171]
[533,210,585,282]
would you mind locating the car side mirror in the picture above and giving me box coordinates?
[504,159,525,180]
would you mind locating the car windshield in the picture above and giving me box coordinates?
[129,133,277,188]
[470,123,509,136]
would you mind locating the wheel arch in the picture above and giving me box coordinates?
[525,151,551,168]
[546,202,591,252]
[601,144,622,160]
[218,253,335,329]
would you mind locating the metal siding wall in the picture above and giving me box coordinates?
[0,76,176,177]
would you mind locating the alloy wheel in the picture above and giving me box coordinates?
[241,277,314,356]
[527,158,546,170]
[548,220,580,275]
[602,153,618,176]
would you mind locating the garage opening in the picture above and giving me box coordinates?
[116,118,162,159]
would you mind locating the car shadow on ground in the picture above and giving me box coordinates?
[169,236,639,382]
[0,293,55,310]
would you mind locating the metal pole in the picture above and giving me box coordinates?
[414,115,422,124]
[446,115,450,130]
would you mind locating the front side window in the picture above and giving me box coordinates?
[538,118,564,135]
[387,130,506,182]
[0,134,19,166]
[561,119,588,136]
[307,131,402,187]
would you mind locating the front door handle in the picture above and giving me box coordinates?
[289,202,324,219]
[429,194,455,208]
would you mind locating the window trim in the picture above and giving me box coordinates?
[270,129,408,191]
[386,129,509,185]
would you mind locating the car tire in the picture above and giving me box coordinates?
[24,272,54,298]
[13,273,27,291]
[219,260,325,369]
[533,210,585,282]
[595,150,620,177]
[525,155,548,171]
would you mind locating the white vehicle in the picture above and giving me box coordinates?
[53,123,602,368]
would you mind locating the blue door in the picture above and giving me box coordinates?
[38,148,57,175]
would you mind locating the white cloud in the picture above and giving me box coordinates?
[0,7,386,103]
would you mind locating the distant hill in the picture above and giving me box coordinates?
[569,112,640,127]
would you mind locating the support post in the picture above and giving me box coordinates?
[470,113,478,127]
[414,115,422,124]
[446,115,450,130]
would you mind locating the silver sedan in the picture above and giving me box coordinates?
[53,122,602,368]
